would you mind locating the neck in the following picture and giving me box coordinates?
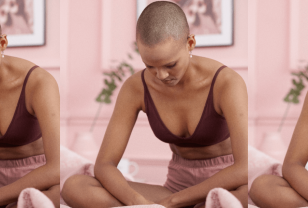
[0,58,13,83]
[176,56,196,88]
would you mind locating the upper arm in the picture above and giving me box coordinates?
[217,68,248,167]
[95,74,142,168]
[28,68,60,168]
[283,92,308,168]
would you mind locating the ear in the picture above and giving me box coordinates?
[187,34,196,50]
[0,34,8,50]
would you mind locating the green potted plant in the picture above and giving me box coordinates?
[279,64,308,131]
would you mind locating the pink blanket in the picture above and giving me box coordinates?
[5,188,55,208]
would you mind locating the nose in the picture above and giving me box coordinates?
[156,68,169,80]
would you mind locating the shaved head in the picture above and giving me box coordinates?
[136,1,190,48]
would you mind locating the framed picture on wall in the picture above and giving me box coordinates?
[137,0,233,47]
[0,0,46,47]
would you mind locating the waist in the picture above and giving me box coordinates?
[169,152,234,168]
[0,153,46,167]
[170,137,233,160]
[0,138,44,160]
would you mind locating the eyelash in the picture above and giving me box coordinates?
[168,63,177,68]
[147,63,177,69]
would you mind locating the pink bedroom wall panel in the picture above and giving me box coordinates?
[255,0,304,119]
[289,0,308,70]
[66,0,102,119]
[249,0,307,151]
[5,0,60,69]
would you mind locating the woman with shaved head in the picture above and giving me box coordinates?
[62,1,248,208]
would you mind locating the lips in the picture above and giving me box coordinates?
[162,79,173,84]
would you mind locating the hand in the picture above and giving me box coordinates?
[134,195,155,205]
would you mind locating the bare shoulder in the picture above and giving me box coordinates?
[27,66,59,93]
[116,70,145,111]
[215,66,247,93]
[120,69,144,95]
[120,71,143,99]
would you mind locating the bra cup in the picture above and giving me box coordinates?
[141,66,230,147]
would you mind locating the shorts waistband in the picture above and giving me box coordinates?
[171,153,234,168]
[0,154,46,168]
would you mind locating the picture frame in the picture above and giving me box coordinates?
[0,0,46,47]
[136,0,233,47]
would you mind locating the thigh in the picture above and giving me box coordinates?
[250,174,308,208]
[62,174,173,207]
[127,181,173,203]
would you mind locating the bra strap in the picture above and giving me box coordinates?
[20,65,39,102]
[208,65,227,100]
[141,68,149,92]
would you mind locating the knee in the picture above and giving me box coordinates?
[48,184,60,192]
[62,175,86,200]
[250,175,278,203]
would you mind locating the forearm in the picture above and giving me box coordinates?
[94,163,148,206]
[283,163,308,201]
[0,164,59,205]
[167,164,247,208]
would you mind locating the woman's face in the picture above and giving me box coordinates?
[137,37,191,87]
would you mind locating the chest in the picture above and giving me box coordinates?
[145,86,213,138]
[0,85,23,137]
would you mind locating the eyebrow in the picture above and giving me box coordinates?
[144,60,177,67]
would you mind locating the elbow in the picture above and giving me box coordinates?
[282,162,294,180]
[94,163,101,178]
[46,164,60,186]
[52,166,60,185]
[234,163,248,185]
[94,161,109,178]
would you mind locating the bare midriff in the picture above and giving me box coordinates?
[0,138,44,160]
[170,137,233,160]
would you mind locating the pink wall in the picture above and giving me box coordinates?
[249,0,308,161]
[60,0,248,168]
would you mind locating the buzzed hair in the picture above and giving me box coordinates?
[136,1,190,47]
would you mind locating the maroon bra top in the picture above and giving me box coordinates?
[0,65,42,147]
[141,65,230,147]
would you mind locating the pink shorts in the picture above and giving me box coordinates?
[0,154,46,208]
[163,153,234,208]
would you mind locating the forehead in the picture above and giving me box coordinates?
[138,39,184,66]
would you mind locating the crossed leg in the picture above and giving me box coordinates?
[62,174,248,208]
[250,175,308,208]
[61,174,173,208]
